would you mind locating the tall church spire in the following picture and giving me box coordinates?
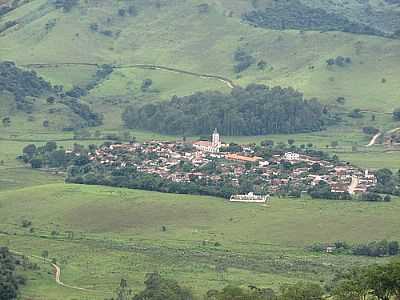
[212,128,220,146]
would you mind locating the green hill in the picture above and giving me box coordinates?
[0,0,399,116]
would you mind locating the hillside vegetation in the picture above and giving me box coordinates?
[0,0,399,118]
[123,84,329,135]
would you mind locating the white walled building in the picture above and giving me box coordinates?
[193,128,222,153]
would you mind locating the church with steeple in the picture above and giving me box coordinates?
[193,128,222,153]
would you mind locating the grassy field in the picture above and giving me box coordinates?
[1,183,399,299]
[0,138,398,299]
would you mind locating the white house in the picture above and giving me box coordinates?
[284,152,300,161]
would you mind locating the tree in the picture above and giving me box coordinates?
[393,108,400,121]
[23,144,37,159]
[115,279,132,300]
[2,117,11,127]
[261,140,274,148]
[388,241,399,256]
[375,169,393,185]
[44,141,57,152]
[366,265,393,300]
[133,272,193,300]
[288,139,295,146]
[0,247,22,300]
[141,79,153,92]
[332,268,369,300]
[41,250,49,263]
[280,282,324,300]
[30,159,43,169]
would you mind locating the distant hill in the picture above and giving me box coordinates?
[0,0,399,133]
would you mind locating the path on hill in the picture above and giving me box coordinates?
[366,132,382,147]
[387,127,400,134]
[365,127,400,147]
[23,62,236,89]
[10,250,97,293]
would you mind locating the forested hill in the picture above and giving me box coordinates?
[0,61,102,129]
[245,0,400,37]
[123,84,330,136]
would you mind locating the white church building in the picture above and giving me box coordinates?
[193,129,222,153]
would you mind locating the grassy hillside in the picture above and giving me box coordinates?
[0,0,399,112]
[1,183,399,299]
[0,2,399,297]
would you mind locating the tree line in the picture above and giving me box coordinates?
[123,84,330,136]
[242,0,389,38]
[108,259,400,300]
[310,240,399,257]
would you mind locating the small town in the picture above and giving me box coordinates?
[88,129,378,202]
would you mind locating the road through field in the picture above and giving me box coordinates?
[23,62,237,89]
[366,132,382,147]
[365,127,400,147]
[11,249,102,293]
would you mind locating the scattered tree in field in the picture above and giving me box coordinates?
[41,250,49,263]
[141,79,153,92]
[2,117,11,127]
[393,108,400,121]
[132,272,193,300]
[233,48,255,73]
[280,282,324,300]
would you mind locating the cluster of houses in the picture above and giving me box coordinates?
[88,129,378,202]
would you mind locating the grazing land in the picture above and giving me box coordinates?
[1,183,399,299]
[0,0,400,299]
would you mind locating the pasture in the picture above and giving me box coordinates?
[0,182,399,299]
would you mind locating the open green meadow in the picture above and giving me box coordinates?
[1,183,399,299]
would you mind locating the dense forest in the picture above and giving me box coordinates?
[123,84,330,136]
[243,0,387,37]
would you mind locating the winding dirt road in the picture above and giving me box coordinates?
[366,132,382,147]
[11,250,94,292]
[365,127,400,147]
[22,62,237,89]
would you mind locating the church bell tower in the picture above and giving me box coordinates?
[212,128,220,146]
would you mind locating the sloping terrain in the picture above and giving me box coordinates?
[0,0,399,117]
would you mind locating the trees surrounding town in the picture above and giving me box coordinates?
[123,84,330,136]
[373,168,400,196]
